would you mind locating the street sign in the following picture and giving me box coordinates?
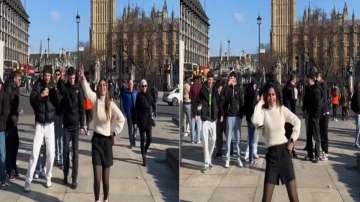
[260,48,266,53]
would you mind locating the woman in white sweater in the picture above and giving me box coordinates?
[252,82,300,202]
[79,69,125,202]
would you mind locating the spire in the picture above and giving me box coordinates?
[171,9,175,21]
[331,5,337,20]
[308,1,311,16]
[163,0,167,12]
[219,42,223,61]
[352,9,355,25]
[303,8,308,22]
[343,1,348,20]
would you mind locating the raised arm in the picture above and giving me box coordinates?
[251,99,265,127]
[80,76,97,103]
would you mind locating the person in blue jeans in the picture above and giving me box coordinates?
[121,80,138,148]
[0,80,10,186]
[223,72,244,168]
[54,69,64,166]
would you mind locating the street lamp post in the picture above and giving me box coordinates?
[47,37,50,65]
[257,15,262,75]
[76,11,80,69]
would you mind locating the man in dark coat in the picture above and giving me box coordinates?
[25,65,61,192]
[198,71,218,171]
[5,70,21,180]
[0,78,10,186]
[303,72,322,163]
[57,67,85,189]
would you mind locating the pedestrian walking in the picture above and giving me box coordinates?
[316,72,330,161]
[53,69,64,167]
[5,70,21,180]
[0,78,9,187]
[252,82,300,202]
[215,80,225,157]
[199,72,218,171]
[223,72,244,168]
[79,69,125,202]
[190,76,202,144]
[57,67,86,189]
[121,79,138,148]
[183,78,192,137]
[303,73,322,163]
[25,65,61,192]
[134,79,156,166]
[244,81,260,166]
[351,82,360,148]
[331,85,340,121]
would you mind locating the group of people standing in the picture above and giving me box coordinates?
[0,64,158,202]
[183,69,360,202]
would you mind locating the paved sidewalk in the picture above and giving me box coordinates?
[180,118,360,202]
[0,113,178,202]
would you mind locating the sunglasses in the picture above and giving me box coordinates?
[142,85,148,87]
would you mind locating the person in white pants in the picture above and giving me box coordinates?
[198,71,218,171]
[25,65,60,192]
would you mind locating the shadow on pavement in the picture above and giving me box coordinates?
[2,181,62,202]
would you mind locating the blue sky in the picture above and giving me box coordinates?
[25,0,178,54]
[205,0,360,56]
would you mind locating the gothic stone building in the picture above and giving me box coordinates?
[293,3,360,82]
[0,0,29,64]
[114,1,179,88]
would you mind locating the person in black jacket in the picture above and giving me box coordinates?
[53,69,64,167]
[283,75,298,158]
[25,65,60,192]
[352,82,360,148]
[134,79,156,166]
[199,71,218,171]
[316,72,330,160]
[5,70,21,180]
[57,67,85,189]
[215,80,225,157]
[0,78,10,186]
[223,72,244,168]
[303,73,322,163]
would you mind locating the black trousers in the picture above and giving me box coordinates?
[307,117,321,158]
[63,127,79,181]
[216,119,224,156]
[139,128,152,156]
[6,126,19,175]
[319,114,329,154]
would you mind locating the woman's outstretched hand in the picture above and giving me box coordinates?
[79,66,85,81]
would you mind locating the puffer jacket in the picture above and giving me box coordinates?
[30,79,60,124]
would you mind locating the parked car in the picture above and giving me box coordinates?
[163,87,180,106]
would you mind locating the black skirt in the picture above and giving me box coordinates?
[265,143,295,185]
[92,132,113,168]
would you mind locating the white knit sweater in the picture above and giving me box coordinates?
[81,79,125,137]
[251,100,301,147]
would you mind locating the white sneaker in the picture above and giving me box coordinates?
[225,160,230,168]
[24,182,31,192]
[34,173,39,179]
[184,133,189,137]
[46,180,52,188]
[237,159,243,167]
[254,154,259,159]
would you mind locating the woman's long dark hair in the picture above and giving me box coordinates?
[96,78,111,120]
[262,82,282,109]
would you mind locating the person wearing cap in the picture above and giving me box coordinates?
[198,71,218,171]
[25,65,61,192]
[57,67,86,189]
[134,79,156,166]
[303,72,322,163]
